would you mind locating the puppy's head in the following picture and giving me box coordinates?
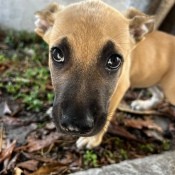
[35,1,154,136]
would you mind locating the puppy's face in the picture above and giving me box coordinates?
[35,1,154,136]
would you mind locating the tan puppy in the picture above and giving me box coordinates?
[35,0,175,148]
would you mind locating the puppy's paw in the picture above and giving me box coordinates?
[131,100,152,110]
[76,135,103,149]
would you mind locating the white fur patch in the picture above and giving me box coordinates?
[131,86,164,110]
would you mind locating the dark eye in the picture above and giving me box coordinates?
[106,54,123,70]
[51,47,64,63]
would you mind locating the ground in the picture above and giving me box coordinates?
[0,30,175,175]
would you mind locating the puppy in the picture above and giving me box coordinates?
[35,0,175,148]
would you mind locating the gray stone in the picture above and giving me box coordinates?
[71,151,175,175]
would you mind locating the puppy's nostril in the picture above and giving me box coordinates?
[60,118,68,129]
[86,116,94,129]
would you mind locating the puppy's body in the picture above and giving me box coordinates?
[131,31,175,90]
[35,0,175,148]
[130,31,175,108]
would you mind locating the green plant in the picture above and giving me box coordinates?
[47,93,54,104]
[83,150,98,167]
[4,30,42,49]
[162,140,171,151]
[139,143,155,153]
[114,137,123,146]
[6,82,21,94]
[119,149,128,160]
[0,55,8,62]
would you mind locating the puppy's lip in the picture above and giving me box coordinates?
[61,127,93,137]
[55,123,97,137]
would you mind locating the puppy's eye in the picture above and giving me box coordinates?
[51,47,64,63]
[106,54,123,70]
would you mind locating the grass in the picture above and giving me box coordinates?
[0,30,53,112]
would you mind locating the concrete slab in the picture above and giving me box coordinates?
[71,151,175,175]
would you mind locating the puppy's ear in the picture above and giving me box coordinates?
[126,8,154,42]
[34,3,64,43]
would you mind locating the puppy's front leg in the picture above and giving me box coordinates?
[76,131,105,149]
[76,79,130,149]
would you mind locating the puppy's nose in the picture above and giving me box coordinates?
[60,115,94,135]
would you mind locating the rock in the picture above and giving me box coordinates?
[71,151,175,175]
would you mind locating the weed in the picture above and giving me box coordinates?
[139,143,155,153]
[47,93,54,104]
[0,55,8,62]
[83,150,98,167]
[114,137,123,146]
[162,140,171,151]
[6,82,21,94]
[4,30,42,49]
[119,149,128,160]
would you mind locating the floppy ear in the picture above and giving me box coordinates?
[126,8,154,42]
[34,2,64,43]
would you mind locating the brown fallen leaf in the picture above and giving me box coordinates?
[124,118,163,133]
[25,132,62,152]
[21,152,57,164]
[30,162,68,175]
[108,122,138,141]
[0,63,10,73]
[0,140,16,163]
[144,130,164,141]
[2,117,25,126]
[17,160,39,171]
[5,153,20,173]
[157,102,175,118]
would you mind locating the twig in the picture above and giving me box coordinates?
[118,103,162,116]
[0,123,4,153]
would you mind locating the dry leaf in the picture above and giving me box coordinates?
[17,160,39,171]
[21,152,57,164]
[0,140,16,163]
[30,162,68,175]
[26,132,62,152]
[108,123,138,141]
[124,118,163,133]
[144,130,164,141]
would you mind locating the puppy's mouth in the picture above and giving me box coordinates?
[57,125,104,137]
[52,111,107,137]
[58,124,93,137]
